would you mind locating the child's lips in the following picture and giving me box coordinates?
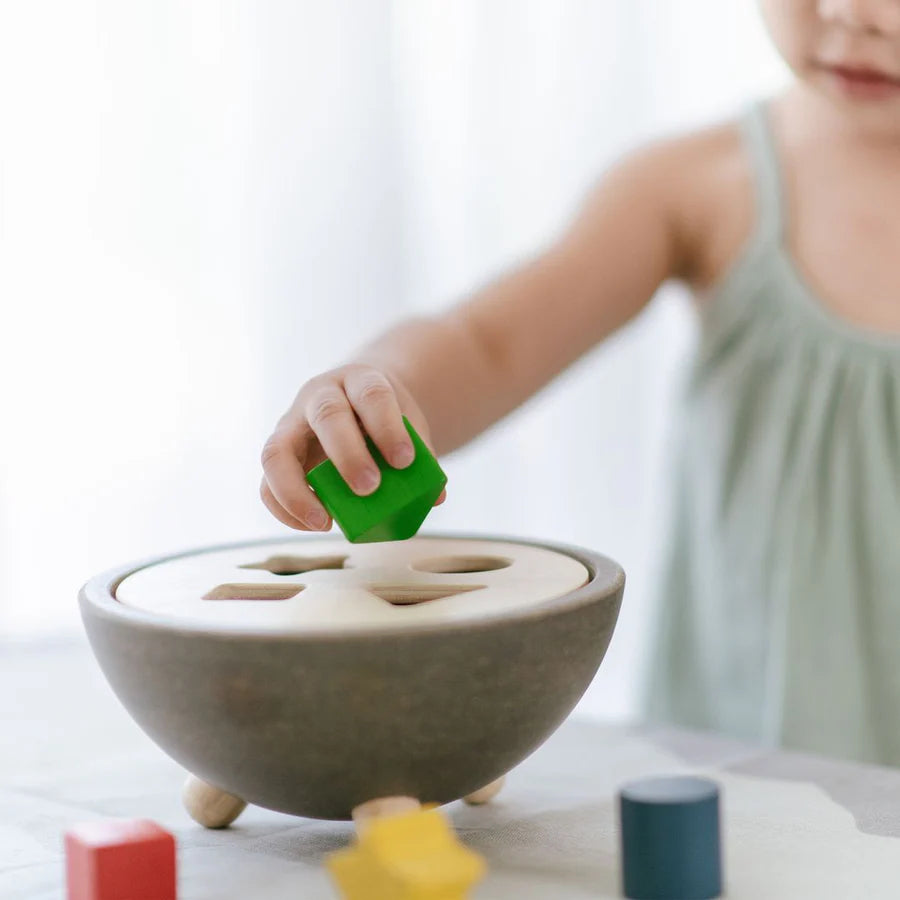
[820,62,900,100]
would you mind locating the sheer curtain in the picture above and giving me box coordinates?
[0,1,785,719]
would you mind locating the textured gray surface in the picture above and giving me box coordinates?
[5,639,900,898]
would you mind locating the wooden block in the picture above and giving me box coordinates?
[65,819,176,900]
[619,775,722,899]
[306,417,447,543]
[327,807,486,899]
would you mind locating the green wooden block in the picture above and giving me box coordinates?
[306,417,447,543]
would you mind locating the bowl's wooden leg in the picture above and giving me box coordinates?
[351,796,421,830]
[182,775,247,829]
[463,774,506,805]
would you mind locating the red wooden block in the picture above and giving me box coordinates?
[65,819,176,900]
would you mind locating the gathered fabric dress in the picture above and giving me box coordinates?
[643,101,900,765]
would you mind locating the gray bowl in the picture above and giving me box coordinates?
[79,533,624,820]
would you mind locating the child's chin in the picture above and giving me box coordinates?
[809,72,900,129]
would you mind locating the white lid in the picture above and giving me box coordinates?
[115,536,589,633]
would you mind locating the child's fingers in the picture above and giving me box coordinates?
[434,487,447,506]
[259,477,319,531]
[305,385,381,496]
[259,431,331,529]
[342,367,414,469]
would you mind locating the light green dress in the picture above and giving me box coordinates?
[643,101,900,765]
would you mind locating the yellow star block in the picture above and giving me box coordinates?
[327,807,487,900]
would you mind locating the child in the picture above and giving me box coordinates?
[259,0,900,766]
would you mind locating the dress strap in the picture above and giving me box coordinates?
[739,100,786,246]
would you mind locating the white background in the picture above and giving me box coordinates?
[0,1,786,720]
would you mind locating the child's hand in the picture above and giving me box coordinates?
[259,364,445,532]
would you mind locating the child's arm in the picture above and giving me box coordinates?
[261,139,698,532]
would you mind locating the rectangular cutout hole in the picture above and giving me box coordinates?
[202,583,304,601]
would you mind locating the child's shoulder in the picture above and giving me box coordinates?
[616,115,757,288]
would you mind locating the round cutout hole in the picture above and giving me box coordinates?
[412,555,512,574]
